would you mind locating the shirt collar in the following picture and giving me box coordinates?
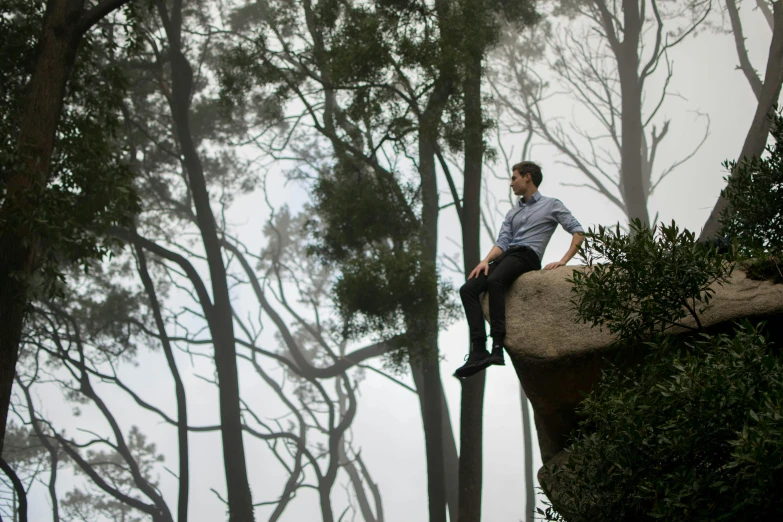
[519,191,542,207]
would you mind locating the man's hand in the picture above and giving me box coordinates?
[468,260,491,279]
[544,261,566,270]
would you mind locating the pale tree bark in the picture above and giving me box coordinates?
[700,0,783,239]
[615,0,648,223]
[0,0,133,455]
[756,0,775,27]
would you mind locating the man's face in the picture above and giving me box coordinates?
[510,170,531,195]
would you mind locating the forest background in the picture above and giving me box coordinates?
[0,0,777,521]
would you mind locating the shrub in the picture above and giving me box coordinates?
[544,323,783,521]
[544,221,783,521]
[568,220,733,344]
[719,111,783,282]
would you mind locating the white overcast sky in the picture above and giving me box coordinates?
[17,3,777,521]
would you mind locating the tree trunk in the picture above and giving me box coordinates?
[458,36,486,522]
[520,384,535,522]
[416,121,447,522]
[319,488,335,522]
[441,382,460,522]
[700,1,783,240]
[0,0,130,454]
[410,368,460,522]
[617,0,649,225]
[161,2,255,517]
[411,356,446,522]
[336,360,378,522]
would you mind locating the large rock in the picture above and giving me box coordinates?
[481,267,783,464]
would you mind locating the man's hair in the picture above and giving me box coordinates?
[512,161,543,187]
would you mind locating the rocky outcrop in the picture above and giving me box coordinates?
[481,267,783,464]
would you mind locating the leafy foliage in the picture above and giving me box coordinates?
[0,2,142,298]
[306,158,460,363]
[719,110,783,282]
[218,0,538,368]
[0,0,44,179]
[548,214,783,520]
[569,220,734,345]
[544,323,783,521]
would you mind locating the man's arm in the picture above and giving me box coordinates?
[468,209,513,279]
[468,245,504,279]
[544,232,584,270]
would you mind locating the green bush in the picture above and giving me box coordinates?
[719,111,783,282]
[568,220,733,344]
[544,324,783,521]
[543,220,783,521]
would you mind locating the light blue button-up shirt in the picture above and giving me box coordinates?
[495,191,584,261]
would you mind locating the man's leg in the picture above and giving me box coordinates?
[485,247,541,365]
[454,270,492,378]
[459,271,491,345]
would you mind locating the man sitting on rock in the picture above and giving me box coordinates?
[455,161,585,379]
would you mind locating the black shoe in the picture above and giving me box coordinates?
[454,348,491,379]
[486,346,505,366]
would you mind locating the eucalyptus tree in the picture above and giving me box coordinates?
[219,2,461,520]
[701,0,783,239]
[12,244,383,522]
[492,0,712,224]
[0,0,389,519]
[99,1,387,519]
[218,0,539,519]
[0,0,141,454]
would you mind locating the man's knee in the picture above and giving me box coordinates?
[460,279,483,300]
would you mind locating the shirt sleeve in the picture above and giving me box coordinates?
[553,199,584,234]
[494,210,513,252]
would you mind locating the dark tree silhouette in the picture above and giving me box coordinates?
[0,0,138,456]
[701,0,783,239]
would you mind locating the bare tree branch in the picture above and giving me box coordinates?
[0,458,26,522]
[727,0,764,99]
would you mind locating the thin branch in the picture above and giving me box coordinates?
[77,0,132,37]
[0,458,27,522]
[434,144,463,224]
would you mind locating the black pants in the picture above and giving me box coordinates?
[459,246,541,345]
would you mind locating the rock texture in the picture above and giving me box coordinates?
[481,266,783,463]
